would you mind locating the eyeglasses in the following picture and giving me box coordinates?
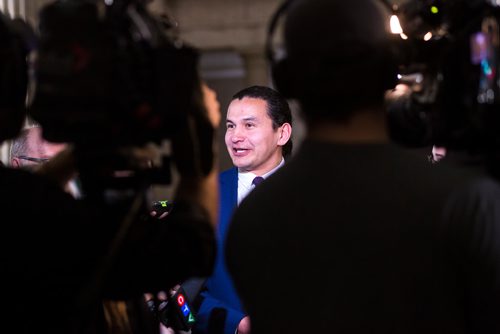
[16,156,50,164]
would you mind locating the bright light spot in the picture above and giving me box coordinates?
[430,6,439,14]
[424,32,433,41]
[400,33,408,40]
[105,0,113,5]
[481,59,493,77]
[390,15,403,34]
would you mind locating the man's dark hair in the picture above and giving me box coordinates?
[232,85,293,158]
[273,0,397,122]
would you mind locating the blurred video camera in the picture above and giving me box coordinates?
[29,0,214,187]
[387,0,500,154]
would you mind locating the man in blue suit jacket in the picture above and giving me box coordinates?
[193,85,293,334]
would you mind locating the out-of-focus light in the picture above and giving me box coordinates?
[424,32,433,41]
[398,73,424,85]
[390,15,403,34]
[105,0,114,5]
[430,6,439,14]
[400,33,408,40]
[481,59,494,77]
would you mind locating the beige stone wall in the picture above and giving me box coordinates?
[5,0,280,57]
[170,0,281,84]
[2,0,282,95]
[0,0,53,24]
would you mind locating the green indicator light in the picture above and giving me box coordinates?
[430,6,439,14]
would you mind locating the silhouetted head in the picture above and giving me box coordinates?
[270,0,397,123]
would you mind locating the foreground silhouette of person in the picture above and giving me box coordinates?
[226,0,500,333]
[0,9,220,334]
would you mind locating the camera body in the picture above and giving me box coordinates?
[388,0,500,153]
[31,0,202,148]
[29,0,215,190]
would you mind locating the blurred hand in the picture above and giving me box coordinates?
[384,83,411,102]
[36,145,78,192]
[237,316,251,334]
[150,210,170,219]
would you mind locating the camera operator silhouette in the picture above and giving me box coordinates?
[1,3,220,334]
[225,1,500,333]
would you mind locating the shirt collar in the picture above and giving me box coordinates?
[238,157,285,182]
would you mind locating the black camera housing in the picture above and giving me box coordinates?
[388,0,500,153]
[30,0,203,148]
[30,0,215,187]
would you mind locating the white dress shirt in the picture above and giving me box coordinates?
[237,157,285,205]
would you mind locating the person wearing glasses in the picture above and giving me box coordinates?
[10,124,66,169]
[1,7,221,334]
[9,123,83,197]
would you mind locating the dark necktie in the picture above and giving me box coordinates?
[252,176,264,187]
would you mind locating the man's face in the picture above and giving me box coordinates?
[225,97,286,175]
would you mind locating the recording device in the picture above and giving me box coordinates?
[151,199,174,217]
[385,0,500,154]
[2,3,213,333]
[267,0,500,155]
[24,2,215,328]
[29,0,214,188]
[146,286,196,332]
